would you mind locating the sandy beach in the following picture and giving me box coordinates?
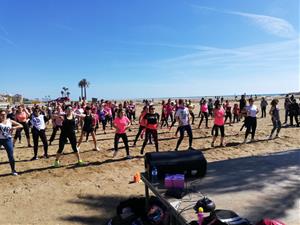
[0,97,299,225]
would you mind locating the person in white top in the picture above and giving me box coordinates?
[174,99,193,151]
[243,98,259,143]
[29,107,49,160]
[0,109,23,176]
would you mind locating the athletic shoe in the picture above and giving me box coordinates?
[30,156,38,161]
[53,160,60,167]
[140,150,144,155]
[12,171,18,176]
[28,144,33,147]
[268,135,273,140]
[113,151,118,158]
[211,142,214,147]
[126,155,132,159]
[77,160,85,166]
[94,147,100,151]
[43,154,49,158]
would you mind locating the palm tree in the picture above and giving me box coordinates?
[66,92,70,98]
[78,79,90,99]
[78,80,84,99]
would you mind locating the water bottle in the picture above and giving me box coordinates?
[197,207,204,225]
[151,166,158,184]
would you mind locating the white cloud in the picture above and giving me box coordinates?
[0,35,16,46]
[191,5,298,39]
[0,24,8,36]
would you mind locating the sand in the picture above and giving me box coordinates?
[0,98,299,225]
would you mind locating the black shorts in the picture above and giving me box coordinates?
[83,127,94,133]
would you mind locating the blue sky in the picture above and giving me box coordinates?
[0,0,299,100]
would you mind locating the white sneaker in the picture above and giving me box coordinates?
[94,147,100,151]
[12,171,18,176]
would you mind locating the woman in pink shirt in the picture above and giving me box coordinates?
[133,105,148,146]
[112,109,131,159]
[198,100,209,129]
[104,101,113,129]
[211,102,225,147]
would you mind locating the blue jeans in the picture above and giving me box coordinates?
[0,138,16,172]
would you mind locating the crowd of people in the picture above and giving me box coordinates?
[0,94,299,176]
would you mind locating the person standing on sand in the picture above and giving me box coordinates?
[174,99,193,151]
[224,100,232,126]
[48,105,64,146]
[53,106,84,167]
[198,99,209,129]
[0,109,23,176]
[13,105,32,147]
[260,97,268,118]
[288,99,299,127]
[283,94,291,124]
[211,101,225,147]
[77,106,100,151]
[140,105,160,154]
[29,107,49,160]
[133,105,148,146]
[239,95,247,120]
[112,109,131,159]
[243,98,259,143]
[187,100,195,125]
[269,99,281,139]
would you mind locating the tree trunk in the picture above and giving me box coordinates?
[84,87,87,99]
[81,87,83,98]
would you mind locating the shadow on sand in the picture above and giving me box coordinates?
[60,149,299,224]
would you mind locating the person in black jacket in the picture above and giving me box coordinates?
[289,99,299,127]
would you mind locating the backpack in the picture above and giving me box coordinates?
[204,209,251,225]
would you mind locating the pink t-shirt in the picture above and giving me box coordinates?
[104,106,112,116]
[201,104,208,113]
[214,108,225,126]
[114,116,130,134]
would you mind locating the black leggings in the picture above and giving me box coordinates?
[190,112,195,124]
[32,128,48,157]
[245,117,257,139]
[261,107,267,118]
[49,126,62,143]
[14,121,30,140]
[290,114,299,126]
[161,115,169,128]
[233,114,239,123]
[175,125,193,150]
[199,112,208,128]
[105,115,113,129]
[114,133,130,155]
[133,125,146,145]
[224,112,232,124]
[211,125,225,137]
[57,132,78,154]
[141,129,158,153]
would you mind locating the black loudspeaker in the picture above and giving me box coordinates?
[144,150,207,180]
